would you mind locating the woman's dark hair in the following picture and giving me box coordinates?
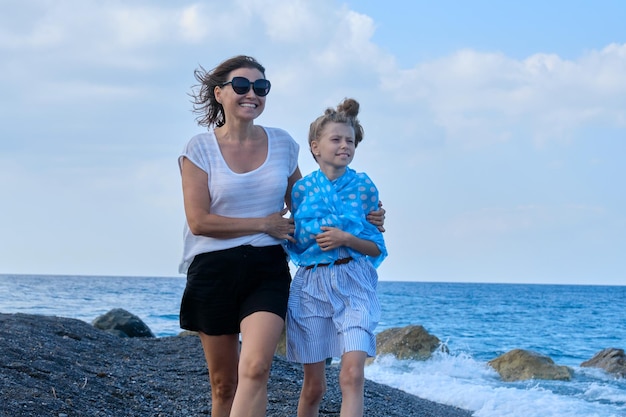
[190,55,267,128]
[308,98,364,160]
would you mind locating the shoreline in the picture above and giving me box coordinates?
[0,312,473,416]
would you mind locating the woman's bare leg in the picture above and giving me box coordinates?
[198,332,240,417]
[229,311,285,417]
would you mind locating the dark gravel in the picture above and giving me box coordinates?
[0,313,473,416]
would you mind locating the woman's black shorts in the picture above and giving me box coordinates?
[179,244,292,335]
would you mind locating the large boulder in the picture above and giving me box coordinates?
[581,348,626,377]
[374,325,442,361]
[92,308,155,338]
[488,349,572,382]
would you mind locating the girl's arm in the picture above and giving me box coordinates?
[315,226,381,257]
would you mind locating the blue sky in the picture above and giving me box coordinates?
[1,0,624,285]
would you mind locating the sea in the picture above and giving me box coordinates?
[1,274,625,417]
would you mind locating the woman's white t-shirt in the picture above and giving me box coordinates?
[178,126,299,273]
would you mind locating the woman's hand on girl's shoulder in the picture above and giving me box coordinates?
[367,201,386,233]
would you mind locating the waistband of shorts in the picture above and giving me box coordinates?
[192,244,285,260]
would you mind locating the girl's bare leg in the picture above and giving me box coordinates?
[297,361,327,417]
[338,351,367,417]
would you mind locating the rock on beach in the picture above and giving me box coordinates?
[488,349,573,382]
[581,348,626,377]
[0,312,473,417]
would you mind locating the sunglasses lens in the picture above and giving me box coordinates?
[253,79,271,97]
[226,77,271,96]
[230,77,251,95]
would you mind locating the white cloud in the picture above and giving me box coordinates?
[254,0,324,43]
[378,44,626,149]
[179,4,211,42]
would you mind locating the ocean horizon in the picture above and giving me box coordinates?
[1,273,625,416]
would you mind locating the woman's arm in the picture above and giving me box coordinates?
[181,157,294,240]
[284,166,302,213]
[367,201,386,232]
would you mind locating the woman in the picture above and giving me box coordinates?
[178,55,384,417]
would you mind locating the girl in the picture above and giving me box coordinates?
[286,98,387,417]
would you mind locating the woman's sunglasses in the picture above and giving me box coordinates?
[221,76,271,97]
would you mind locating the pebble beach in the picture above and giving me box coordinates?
[0,312,473,417]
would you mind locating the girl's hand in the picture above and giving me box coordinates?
[316,226,348,251]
